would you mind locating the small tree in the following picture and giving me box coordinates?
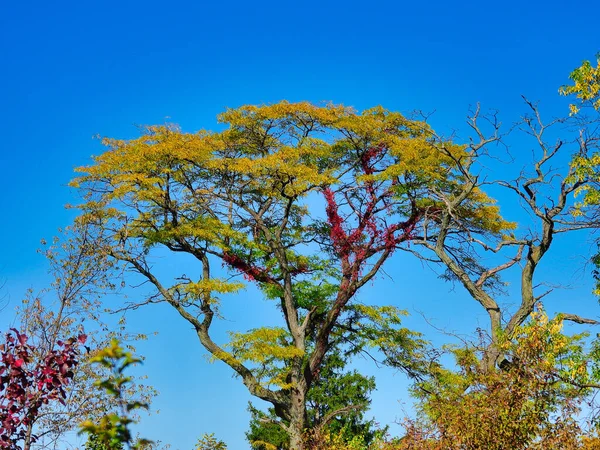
[14,224,156,448]
[0,329,84,449]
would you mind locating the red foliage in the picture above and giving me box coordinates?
[359,144,384,176]
[323,146,421,281]
[222,252,276,283]
[323,187,352,259]
[223,146,420,289]
[223,252,308,283]
[0,329,84,449]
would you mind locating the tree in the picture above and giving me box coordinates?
[396,309,600,449]
[13,224,156,449]
[0,329,84,450]
[374,71,600,445]
[71,102,506,449]
[399,99,600,372]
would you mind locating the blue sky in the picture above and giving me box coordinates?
[1,0,600,448]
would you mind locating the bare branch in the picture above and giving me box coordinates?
[557,313,600,325]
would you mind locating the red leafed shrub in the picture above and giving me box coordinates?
[0,329,85,449]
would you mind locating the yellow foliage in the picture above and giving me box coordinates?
[227,327,303,365]
[401,309,599,450]
[73,102,509,244]
[249,440,278,450]
[560,55,600,113]
[182,278,245,300]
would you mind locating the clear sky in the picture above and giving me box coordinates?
[1,0,600,448]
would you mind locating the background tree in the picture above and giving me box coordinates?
[405,100,600,371]
[379,76,600,446]
[13,224,156,449]
[71,102,507,449]
[195,433,227,450]
[396,309,600,450]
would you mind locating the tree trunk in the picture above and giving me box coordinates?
[23,422,33,450]
[288,388,307,450]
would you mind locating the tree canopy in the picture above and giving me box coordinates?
[70,102,510,449]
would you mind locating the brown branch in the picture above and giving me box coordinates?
[109,250,287,409]
[475,244,524,288]
[557,313,600,325]
[316,404,365,429]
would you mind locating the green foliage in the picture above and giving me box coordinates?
[247,351,386,449]
[85,432,124,450]
[247,405,289,450]
[79,340,152,450]
[195,433,227,450]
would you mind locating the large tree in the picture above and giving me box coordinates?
[71,102,506,449]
